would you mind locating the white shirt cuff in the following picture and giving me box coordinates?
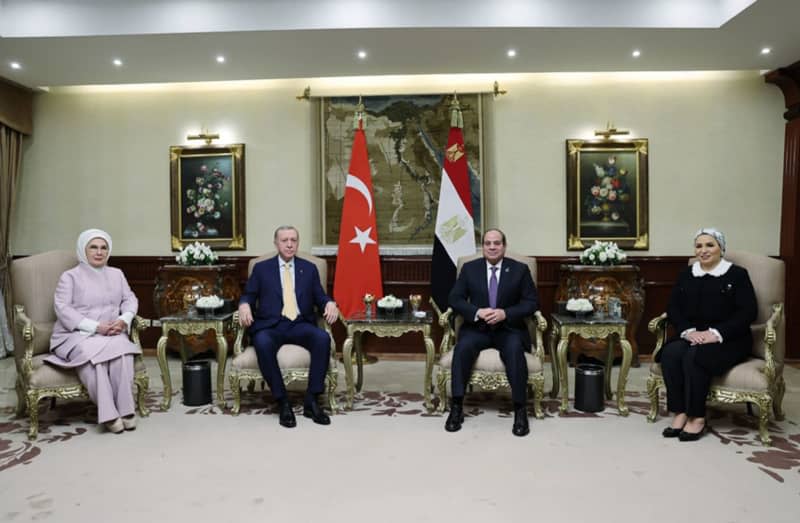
[680,328,696,339]
[78,318,99,334]
[709,328,723,343]
[118,312,134,328]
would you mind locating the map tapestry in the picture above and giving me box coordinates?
[321,94,483,246]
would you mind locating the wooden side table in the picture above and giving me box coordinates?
[555,264,644,366]
[550,313,632,416]
[156,312,234,409]
[342,311,435,411]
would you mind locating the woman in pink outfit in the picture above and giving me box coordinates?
[48,229,141,434]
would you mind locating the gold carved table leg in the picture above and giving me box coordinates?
[214,332,228,408]
[616,336,632,416]
[557,334,571,414]
[423,331,435,412]
[604,335,615,400]
[156,333,172,410]
[342,332,355,410]
[355,332,364,392]
[549,327,560,398]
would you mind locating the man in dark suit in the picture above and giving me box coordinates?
[445,228,539,436]
[238,225,339,428]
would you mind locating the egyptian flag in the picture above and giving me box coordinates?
[333,109,383,317]
[430,96,476,313]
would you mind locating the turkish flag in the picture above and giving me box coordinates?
[333,120,383,318]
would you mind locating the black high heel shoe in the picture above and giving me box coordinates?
[662,426,683,438]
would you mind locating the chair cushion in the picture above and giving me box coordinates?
[232,345,311,371]
[439,348,543,373]
[650,358,783,393]
[28,354,148,389]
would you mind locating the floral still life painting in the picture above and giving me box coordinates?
[170,144,246,250]
[566,139,649,250]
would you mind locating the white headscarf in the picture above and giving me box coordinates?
[76,228,113,267]
[694,227,726,254]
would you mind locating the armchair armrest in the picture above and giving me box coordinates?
[231,311,245,356]
[648,312,668,362]
[436,306,455,357]
[762,302,784,384]
[529,311,548,360]
[130,315,149,346]
[12,305,35,378]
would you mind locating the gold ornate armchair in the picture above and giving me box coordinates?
[229,252,338,414]
[11,250,150,439]
[434,253,547,418]
[646,250,785,445]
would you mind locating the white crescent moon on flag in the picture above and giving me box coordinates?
[345,174,373,215]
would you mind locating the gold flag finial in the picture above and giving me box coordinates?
[295,86,311,101]
[493,81,507,97]
[449,92,463,128]
[353,95,366,130]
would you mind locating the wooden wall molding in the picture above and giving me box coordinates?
[766,60,800,363]
[106,255,744,358]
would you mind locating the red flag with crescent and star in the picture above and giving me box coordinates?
[333,117,383,318]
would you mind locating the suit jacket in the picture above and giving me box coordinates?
[448,256,539,347]
[240,255,332,333]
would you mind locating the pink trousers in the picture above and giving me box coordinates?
[76,354,135,424]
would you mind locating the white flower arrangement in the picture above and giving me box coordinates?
[196,295,224,308]
[377,294,403,309]
[566,298,593,313]
[579,241,627,266]
[175,242,219,266]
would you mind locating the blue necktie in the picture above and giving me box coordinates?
[489,266,498,308]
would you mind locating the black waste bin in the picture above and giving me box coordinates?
[574,363,605,412]
[182,360,212,406]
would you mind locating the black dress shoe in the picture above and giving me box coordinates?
[512,406,530,437]
[662,426,683,438]
[278,400,296,428]
[445,402,464,432]
[678,425,707,442]
[303,400,331,425]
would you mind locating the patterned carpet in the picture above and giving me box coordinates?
[2,360,799,523]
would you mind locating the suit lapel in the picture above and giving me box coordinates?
[294,258,306,303]
[496,259,514,306]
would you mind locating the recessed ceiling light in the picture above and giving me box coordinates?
[761,47,772,55]
[357,50,367,60]
[507,49,517,58]
[632,49,641,58]
[112,58,123,67]
[10,61,21,70]
[216,55,226,63]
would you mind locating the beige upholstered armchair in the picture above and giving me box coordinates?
[11,250,150,439]
[435,253,547,418]
[646,250,785,445]
[229,252,338,414]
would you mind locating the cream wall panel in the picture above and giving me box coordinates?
[12,71,784,256]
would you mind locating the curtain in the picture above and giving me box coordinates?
[0,124,24,358]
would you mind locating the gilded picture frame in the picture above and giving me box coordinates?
[320,94,484,246]
[169,144,246,250]
[566,139,649,250]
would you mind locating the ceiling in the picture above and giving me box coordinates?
[1,0,798,89]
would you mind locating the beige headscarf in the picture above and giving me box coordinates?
[76,228,113,267]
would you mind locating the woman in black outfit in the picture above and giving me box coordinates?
[658,228,757,441]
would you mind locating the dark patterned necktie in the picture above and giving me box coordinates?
[489,266,498,308]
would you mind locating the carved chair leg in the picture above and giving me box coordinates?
[15,378,27,417]
[325,371,339,413]
[773,377,786,421]
[756,396,773,446]
[437,371,448,414]
[229,373,242,415]
[532,375,545,419]
[135,375,151,417]
[27,391,42,440]
[645,375,660,423]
